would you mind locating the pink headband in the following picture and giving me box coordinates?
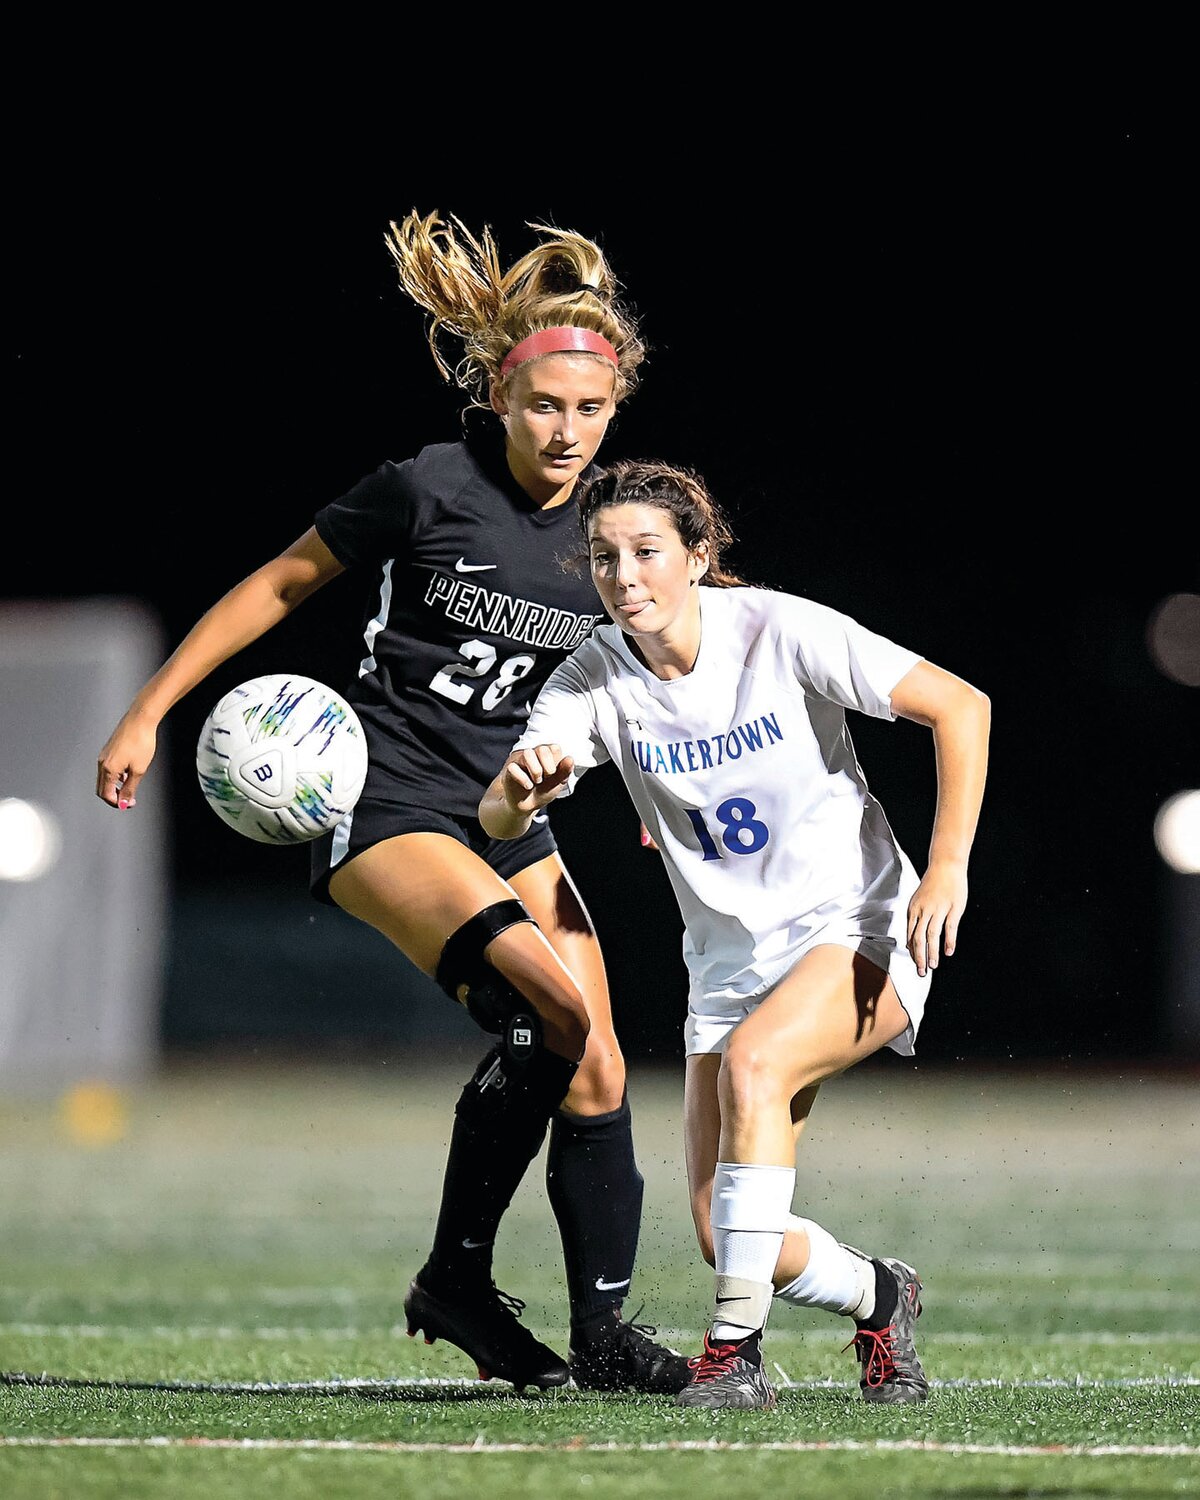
[500,326,620,377]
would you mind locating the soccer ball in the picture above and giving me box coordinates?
[196,674,369,844]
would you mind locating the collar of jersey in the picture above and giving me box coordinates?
[606,588,715,687]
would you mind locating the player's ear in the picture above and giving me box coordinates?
[489,379,509,418]
[689,542,710,585]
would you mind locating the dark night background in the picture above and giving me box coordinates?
[10,120,1197,1067]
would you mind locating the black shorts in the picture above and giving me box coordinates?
[308,792,558,906]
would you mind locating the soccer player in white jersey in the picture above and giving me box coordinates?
[479,458,991,1410]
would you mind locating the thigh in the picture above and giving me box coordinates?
[328,831,525,975]
[330,832,589,1059]
[508,854,612,1031]
[510,854,625,1113]
[735,943,912,1096]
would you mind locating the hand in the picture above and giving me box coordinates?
[502,745,575,815]
[639,820,659,851]
[95,712,159,810]
[906,859,969,977]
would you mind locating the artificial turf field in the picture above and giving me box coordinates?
[1,1056,1196,1499]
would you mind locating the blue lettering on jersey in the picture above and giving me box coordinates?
[631,712,784,775]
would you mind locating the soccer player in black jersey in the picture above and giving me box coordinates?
[95,210,690,1395]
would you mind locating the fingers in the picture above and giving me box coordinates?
[503,746,573,810]
[907,902,962,977]
[95,760,138,810]
[516,744,568,785]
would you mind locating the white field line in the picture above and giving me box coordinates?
[2,1323,1198,1346]
[2,1372,1197,1393]
[0,1436,1196,1458]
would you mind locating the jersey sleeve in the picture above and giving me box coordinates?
[510,650,610,796]
[783,595,923,720]
[313,458,424,569]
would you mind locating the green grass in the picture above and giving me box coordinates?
[1,1058,1197,1499]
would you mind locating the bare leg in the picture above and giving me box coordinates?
[685,946,910,1278]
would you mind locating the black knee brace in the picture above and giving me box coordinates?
[457,1041,580,1136]
[436,899,542,1064]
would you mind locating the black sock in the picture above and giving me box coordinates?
[546,1093,644,1333]
[860,1259,899,1331]
[734,1329,763,1367]
[423,1045,577,1295]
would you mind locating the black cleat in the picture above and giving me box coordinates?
[569,1307,693,1395]
[844,1256,929,1404]
[403,1274,570,1392]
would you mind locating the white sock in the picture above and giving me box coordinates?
[774,1216,876,1319]
[709,1162,796,1339]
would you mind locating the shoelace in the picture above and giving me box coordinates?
[844,1325,897,1387]
[621,1304,662,1345]
[686,1332,745,1382]
[488,1286,528,1320]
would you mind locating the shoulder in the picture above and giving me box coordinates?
[702,583,811,637]
[405,439,479,487]
[562,626,619,681]
[738,586,866,639]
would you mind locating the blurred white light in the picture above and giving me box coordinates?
[0,798,63,882]
[1146,592,1200,687]
[1154,790,1200,875]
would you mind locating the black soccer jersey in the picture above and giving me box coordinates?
[314,433,606,817]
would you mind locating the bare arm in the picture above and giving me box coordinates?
[95,527,345,809]
[479,745,575,840]
[888,659,991,976]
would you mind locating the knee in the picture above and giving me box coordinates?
[719,1033,793,1121]
[564,1028,627,1115]
[549,984,591,1064]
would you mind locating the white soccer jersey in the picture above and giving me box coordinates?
[513,586,933,1055]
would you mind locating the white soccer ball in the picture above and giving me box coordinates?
[196,674,369,844]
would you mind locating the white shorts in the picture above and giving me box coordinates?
[683,933,932,1058]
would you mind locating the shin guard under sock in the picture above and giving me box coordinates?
[423,1045,578,1294]
[546,1094,644,1329]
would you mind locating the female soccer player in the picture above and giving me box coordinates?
[479,458,991,1410]
[94,214,690,1396]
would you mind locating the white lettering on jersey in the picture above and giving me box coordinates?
[425,573,604,650]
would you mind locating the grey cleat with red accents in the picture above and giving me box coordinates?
[675,1329,777,1410]
[845,1257,929,1404]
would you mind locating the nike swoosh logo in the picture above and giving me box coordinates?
[715,1295,747,1305]
[455,559,497,573]
[462,1238,492,1250]
[595,1277,631,1292]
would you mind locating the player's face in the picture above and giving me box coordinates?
[588,505,709,641]
[491,355,617,506]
